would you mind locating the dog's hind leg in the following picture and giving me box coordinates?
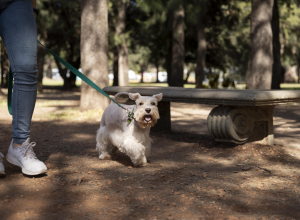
[96,127,112,160]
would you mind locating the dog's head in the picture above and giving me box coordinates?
[129,93,163,128]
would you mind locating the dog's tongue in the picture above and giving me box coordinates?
[145,115,152,122]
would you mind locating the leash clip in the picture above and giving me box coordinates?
[127,107,135,123]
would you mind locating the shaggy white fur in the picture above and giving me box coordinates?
[96,92,163,166]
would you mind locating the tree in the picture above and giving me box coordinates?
[279,2,300,82]
[271,0,281,89]
[0,40,9,89]
[185,0,244,86]
[132,0,169,82]
[112,46,119,86]
[36,1,51,93]
[128,45,151,82]
[195,1,208,88]
[169,1,185,87]
[36,29,47,93]
[80,0,110,111]
[246,0,274,89]
[115,0,129,86]
[40,0,81,90]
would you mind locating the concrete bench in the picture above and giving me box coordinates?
[103,86,300,145]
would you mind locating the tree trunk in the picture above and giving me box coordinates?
[170,4,184,87]
[140,72,144,83]
[45,58,52,78]
[116,0,129,86]
[246,0,274,89]
[112,46,119,86]
[1,40,9,88]
[80,0,109,111]
[195,13,206,88]
[156,62,159,83]
[37,30,47,93]
[37,45,45,92]
[271,0,281,89]
[54,59,70,90]
[166,31,172,85]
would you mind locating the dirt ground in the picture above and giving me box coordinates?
[1,89,300,220]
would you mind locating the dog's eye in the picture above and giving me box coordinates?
[151,102,156,106]
[139,103,143,106]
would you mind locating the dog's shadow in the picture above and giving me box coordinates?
[109,150,150,168]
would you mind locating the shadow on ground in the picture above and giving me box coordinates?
[1,119,300,220]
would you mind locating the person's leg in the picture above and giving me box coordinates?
[0,0,37,144]
[0,0,47,175]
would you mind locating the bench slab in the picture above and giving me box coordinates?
[103,86,300,145]
[103,86,300,106]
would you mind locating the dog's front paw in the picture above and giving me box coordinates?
[99,153,112,160]
[133,156,147,167]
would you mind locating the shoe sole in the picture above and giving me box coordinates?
[6,153,47,176]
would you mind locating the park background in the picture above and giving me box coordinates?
[1,0,300,105]
[1,1,300,220]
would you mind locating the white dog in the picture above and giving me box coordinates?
[96,92,163,166]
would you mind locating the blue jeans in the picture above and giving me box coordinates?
[0,0,37,144]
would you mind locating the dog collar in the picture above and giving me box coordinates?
[127,107,135,123]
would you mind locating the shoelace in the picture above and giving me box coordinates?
[21,142,37,159]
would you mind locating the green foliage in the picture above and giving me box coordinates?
[208,74,219,88]
[131,0,253,78]
[35,0,300,88]
[128,46,151,73]
[280,3,300,67]
[37,0,81,89]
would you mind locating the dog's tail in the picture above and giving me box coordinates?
[113,92,129,101]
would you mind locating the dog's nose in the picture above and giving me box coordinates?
[145,108,151,113]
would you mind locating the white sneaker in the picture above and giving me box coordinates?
[6,138,47,175]
[0,152,5,176]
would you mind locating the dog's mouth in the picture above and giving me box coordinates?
[144,115,152,122]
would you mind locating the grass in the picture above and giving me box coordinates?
[229,83,300,90]
[281,83,300,90]
[42,78,82,87]
[3,77,300,90]
[0,99,6,108]
[129,82,196,88]
[0,98,65,108]
[46,108,104,121]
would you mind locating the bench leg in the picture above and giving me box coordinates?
[152,101,171,132]
[207,105,275,145]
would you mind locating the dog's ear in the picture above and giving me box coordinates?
[153,93,163,102]
[129,93,141,101]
